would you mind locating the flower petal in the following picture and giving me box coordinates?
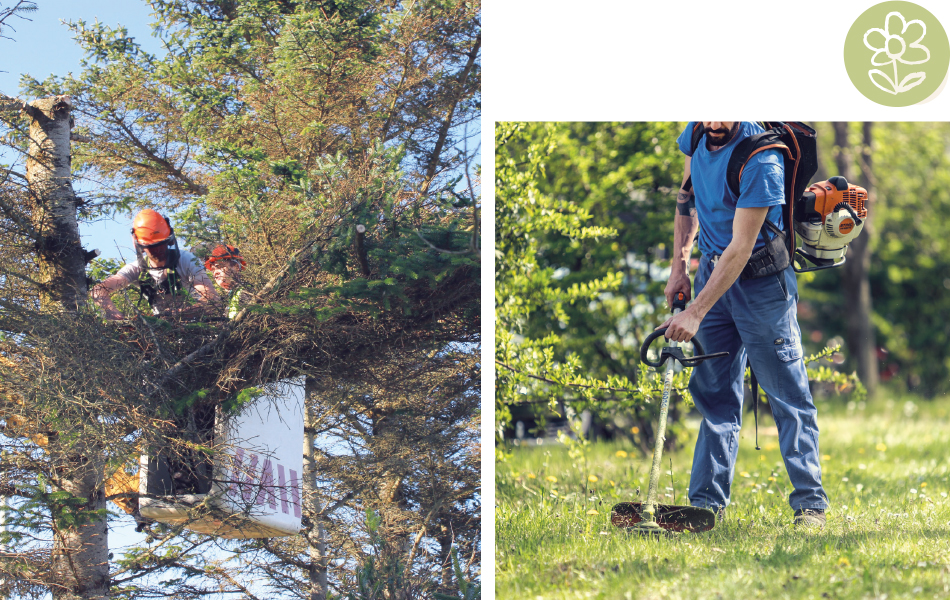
[898,71,927,92]
[869,69,898,94]
[903,19,927,45]
[885,11,907,37]
[899,44,930,65]
[864,28,887,52]
[869,49,892,67]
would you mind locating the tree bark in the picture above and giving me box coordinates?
[833,122,878,396]
[22,95,108,600]
[303,378,328,600]
[50,450,108,600]
[25,96,88,312]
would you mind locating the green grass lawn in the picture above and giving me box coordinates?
[496,397,950,599]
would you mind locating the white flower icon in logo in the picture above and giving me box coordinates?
[863,11,930,94]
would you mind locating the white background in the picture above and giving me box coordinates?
[480,0,950,594]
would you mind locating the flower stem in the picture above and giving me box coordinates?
[893,60,899,93]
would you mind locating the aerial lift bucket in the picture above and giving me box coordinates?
[139,378,305,538]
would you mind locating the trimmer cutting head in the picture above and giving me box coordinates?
[611,502,717,534]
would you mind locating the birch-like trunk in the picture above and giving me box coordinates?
[23,95,108,599]
[303,378,328,600]
[25,96,88,311]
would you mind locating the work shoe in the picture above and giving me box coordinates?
[793,508,826,528]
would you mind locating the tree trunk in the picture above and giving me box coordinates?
[50,451,108,600]
[833,122,879,396]
[303,378,328,600]
[23,95,108,600]
[25,96,88,311]
[437,525,454,592]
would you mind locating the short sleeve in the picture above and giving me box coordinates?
[178,251,214,287]
[737,149,785,208]
[114,262,141,285]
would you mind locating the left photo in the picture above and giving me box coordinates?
[0,1,480,597]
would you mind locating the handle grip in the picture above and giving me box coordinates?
[640,328,703,368]
[672,292,686,313]
[640,328,729,369]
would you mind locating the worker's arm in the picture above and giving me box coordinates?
[192,276,220,304]
[179,256,219,304]
[664,156,699,307]
[91,274,132,321]
[659,206,768,342]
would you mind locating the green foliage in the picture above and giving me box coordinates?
[85,257,125,285]
[221,386,264,414]
[340,509,413,600]
[432,547,481,600]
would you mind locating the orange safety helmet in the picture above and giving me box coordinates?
[131,209,173,246]
[204,244,247,271]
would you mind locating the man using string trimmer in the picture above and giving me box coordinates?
[657,122,831,528]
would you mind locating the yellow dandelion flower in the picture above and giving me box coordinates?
[858,448,865,454]
[759,455,766,461]
[610,480,616,487]
[822,455,831,461]
[615,450,628,458]
[768,477,777,482]
[527,473,536,479]
[587,509,599,515]
[837,557,851,568]
[546,476,558,483]
[876,443,887,452]
[922,482,928,488]
[631,426,640,435]
[588,475,599,483]
[740,471,751,478]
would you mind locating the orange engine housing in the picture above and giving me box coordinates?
[799,178,868,222]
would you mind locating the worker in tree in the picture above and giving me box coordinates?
[204,244,253,319]
[92,209,219,320]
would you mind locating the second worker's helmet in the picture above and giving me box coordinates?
[204,244,247,271]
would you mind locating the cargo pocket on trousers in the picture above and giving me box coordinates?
[774,337,803,363]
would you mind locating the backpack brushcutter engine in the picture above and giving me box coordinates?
[793,176,868,272]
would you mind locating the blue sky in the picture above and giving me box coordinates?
[1,0,161,262]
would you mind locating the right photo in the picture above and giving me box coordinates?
[495,122,950,598]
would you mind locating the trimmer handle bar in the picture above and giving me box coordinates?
[640,328,730,368]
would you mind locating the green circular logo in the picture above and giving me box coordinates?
[844,2,950,107]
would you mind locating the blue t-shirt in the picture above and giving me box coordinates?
[677,122,785,256]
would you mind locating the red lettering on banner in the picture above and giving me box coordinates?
[289,469,301,517]
[277,464,289,514]
[260,459,277,509]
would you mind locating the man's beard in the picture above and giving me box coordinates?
[705,123,739,148]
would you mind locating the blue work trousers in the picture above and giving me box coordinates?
[687,255,828,512]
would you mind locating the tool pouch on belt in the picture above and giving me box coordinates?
[740,220,789,280]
